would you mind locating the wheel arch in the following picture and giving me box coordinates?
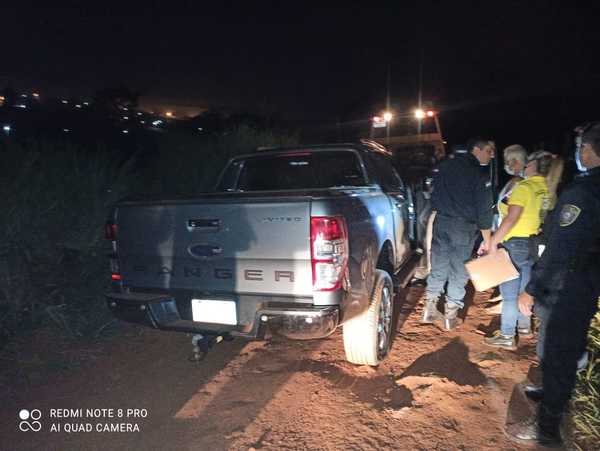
[376,240,394,277]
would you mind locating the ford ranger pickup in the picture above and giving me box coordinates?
[105,140,421,365]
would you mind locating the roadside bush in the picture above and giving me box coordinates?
[0,140,134,344]
[142,124,298,195]
[570,299,600,450]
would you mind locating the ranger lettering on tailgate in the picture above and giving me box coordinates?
[133,265,294,282]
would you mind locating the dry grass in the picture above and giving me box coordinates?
[0,141,134,344]
[570,300,600,450]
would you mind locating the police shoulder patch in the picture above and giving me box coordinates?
[559,204,581,227]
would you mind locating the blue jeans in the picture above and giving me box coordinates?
[426,215,477,308]
[499,238,532,336]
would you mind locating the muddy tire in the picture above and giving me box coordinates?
[343,269,394,366]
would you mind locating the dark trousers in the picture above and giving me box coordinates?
[541,274,599,416]
[426,214,477,308]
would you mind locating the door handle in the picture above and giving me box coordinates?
[187,219,221,230]
[393,193,406,207]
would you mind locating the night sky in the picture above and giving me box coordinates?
[2,1,599,145]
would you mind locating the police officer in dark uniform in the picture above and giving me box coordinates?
[422,138,495,330]
[511,123,600,446]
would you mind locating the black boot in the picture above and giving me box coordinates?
[522,384,544,403]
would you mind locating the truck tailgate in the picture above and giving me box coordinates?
[116,198,313,297]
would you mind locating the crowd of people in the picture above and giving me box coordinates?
[420,125,600,447]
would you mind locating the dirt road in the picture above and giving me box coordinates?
[1,285,549,451]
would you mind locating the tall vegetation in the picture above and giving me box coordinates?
[0,141,134,343]
[141,124,298,195]
[570,302,600,450]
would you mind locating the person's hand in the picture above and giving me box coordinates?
[518,292,534,317]
[477,240,489,256]
[487,241,498,255]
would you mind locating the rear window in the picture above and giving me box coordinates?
[222,150,367,191]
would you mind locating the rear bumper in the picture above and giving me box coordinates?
[105,292,338,340]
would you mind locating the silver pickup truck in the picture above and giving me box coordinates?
[105,140,421,365]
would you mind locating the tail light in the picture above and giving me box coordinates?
[105,221,117,240]
[105,220,121,283]
[310,216,349,291]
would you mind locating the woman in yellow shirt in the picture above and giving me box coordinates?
[484,151,556,349]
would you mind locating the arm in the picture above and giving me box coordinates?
[478,228,492,254]
[489,205,524,250]
[475,175,495,254]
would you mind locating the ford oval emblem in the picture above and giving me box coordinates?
[188,244,223,259]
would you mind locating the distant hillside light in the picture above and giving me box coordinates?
[3,124,11,132]
[61,99,68,104]
[165,111,174,118]
[32,92,40,98]
[414,108,425,119]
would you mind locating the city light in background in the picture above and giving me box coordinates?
[0,88,186,138]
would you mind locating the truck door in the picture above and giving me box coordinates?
[366,152,411,266]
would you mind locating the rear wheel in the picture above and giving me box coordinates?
[343,269,394,366]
